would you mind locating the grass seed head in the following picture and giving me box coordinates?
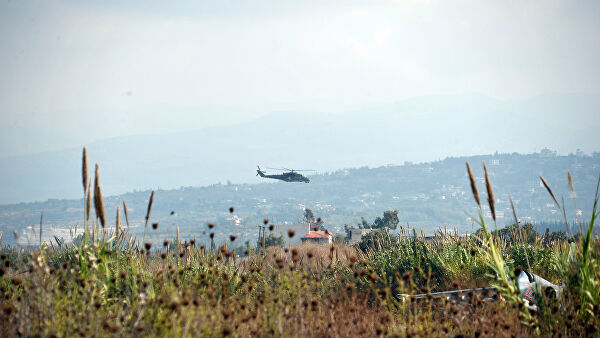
[115,206,122,234]
[145,190,155,226]
[568,171,576,198]
[466,161,481,207]
[539,175,560,208]
[82,147,88,193]
[483,161,496,221]
[122,199,130,228]
[93,164,106,227]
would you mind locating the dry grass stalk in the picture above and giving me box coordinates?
[508,195,518,227]
[465,161,481,207]
[116,206,122,238]
[122,199,130,229]
[92,220,97,243]
[39,211,43,247]
[509,194,532,271]
[539,175,560,208]
[176,225,181,253]
[82,147,88,194]
[568,171,576,198]
[93,164,106,228]
[249,242,359,273]
[145,190,155,229]
[86,181,92,222]
[483,161,496,221]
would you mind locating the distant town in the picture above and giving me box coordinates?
[1,149,598,248]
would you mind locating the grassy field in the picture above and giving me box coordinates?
[1,224,598,336]
[0,153,599,337]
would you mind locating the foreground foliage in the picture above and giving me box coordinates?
[0,223,598,337]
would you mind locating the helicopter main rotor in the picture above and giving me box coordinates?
[265,167,315,172]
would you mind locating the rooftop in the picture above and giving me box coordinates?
[303,230,333,239]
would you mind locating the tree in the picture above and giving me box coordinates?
[264,233,284,248]
[344,224,354,239]
[304,208,315,224]
[549,230,568,242]
[304,208,324,231]
[372,210,399,230]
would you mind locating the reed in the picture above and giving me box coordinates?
[176,225,181,254]
[86,182,92,223]
[82,147,88,194]
[142,191,155,243]
[93,164,106,228]
[92,219,97,243]
[145,191,155,226]
[465,163,521,322]
[39,211,43,247]
[122,199,130,229]
[82,147,90,245]
[509,195,532,273]
[539,175,560,209]
[116,206,122,238]
[465,161,480,207]
[482,161,496,222]
[568,171,575,195]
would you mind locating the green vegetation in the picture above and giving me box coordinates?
[1,213,598,336]
[263,233,284,248]
[355,210,400,231]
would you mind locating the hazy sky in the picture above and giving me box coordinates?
[1,0,599,154]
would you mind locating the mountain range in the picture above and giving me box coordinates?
[0,93,598,205]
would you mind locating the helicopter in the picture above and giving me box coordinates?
[256,166,313,183]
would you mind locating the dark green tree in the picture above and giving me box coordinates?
[344,224,353,239]
[304,208,315,224]
[372,210,399,230]
[360,217,370,229]
[264,233,284,248]
[304,208,324,230]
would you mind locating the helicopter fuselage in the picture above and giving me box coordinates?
[256,169,310,183]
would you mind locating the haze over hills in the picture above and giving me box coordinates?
[0,93,599,205]
[1,151,599,248]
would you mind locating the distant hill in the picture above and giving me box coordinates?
[1,151,599,247]
[0,93,599,205]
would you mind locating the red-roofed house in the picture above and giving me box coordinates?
[301,230,334,244]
